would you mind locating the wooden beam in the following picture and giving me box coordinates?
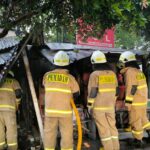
[22,50,44,143]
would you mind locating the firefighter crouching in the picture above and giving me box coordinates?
[43,51,80,150]
[118,51,150,147]
[0,71,22,150]
[87,50,120,150]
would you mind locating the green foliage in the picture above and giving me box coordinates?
[115,24,144,49]
[0,0,149,41]
[142,5,150,41]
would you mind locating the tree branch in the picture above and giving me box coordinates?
[0,29,9,38]
[0,2,52,38]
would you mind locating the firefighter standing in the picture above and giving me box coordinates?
[0,71,22,150]
[118,51,150,146]
[87,50,120,150]
[43,51,80,150]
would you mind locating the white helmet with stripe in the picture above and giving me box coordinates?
[91,50,106,64]
[119,51,136,63]
[53,51,69,66]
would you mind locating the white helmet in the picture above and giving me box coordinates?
[91,50,106,64]
[119,51,136,63]
[53,51,69,66]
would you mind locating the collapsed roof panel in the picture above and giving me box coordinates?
[0,52,13,65]
[0,36,20,65]
[0,47,18,65]
[46,42,147,55]
[0,36,20,84]
[47,43,74,50]
[40,43,148,63]
[0,37,20,50]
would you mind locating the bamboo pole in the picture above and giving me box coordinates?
[22,50,44,143]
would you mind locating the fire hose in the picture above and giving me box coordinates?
[70,99,82,150]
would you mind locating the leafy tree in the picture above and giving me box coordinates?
[0,0,149,43]
[142,4,150,41]
[115,24,145,49]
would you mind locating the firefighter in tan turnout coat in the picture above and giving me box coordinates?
[43,51,80,150]
[88,50,120,150]
[119,51,150,147]
[0,71,22,150]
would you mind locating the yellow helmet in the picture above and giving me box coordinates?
[119,51,136,63]
[53,51,70,66]
[91,50,106,64]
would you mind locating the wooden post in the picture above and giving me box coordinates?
[22,50,44,143]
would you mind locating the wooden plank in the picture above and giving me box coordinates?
[22,50,44,143]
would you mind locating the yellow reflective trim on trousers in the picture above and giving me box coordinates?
[101,136,118,142]
[99,89,115,92]
[94,107,114,111]
[101,137,111,141]
[111,136,118,139]
[88,98,95,103]
[137,84,147,89]
[45,109,72,114]
[143,122,150,129]
[8,143,17,146]
[0,105,15,109]
[132,102,147,106]
[0,88,13,92]
[0,142,5,146]
[45,148,54,150]
[45,88,71,93]
[126,96,133,101]
[132,130,143,135]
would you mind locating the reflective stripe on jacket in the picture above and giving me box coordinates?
[43,69,79,117]
[88,70,118,112]
[0,78,21,112]
[121,67,148,108]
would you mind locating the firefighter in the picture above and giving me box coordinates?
[118,51,150,147]
[43,51,80,150]
[87,50,120,150]
[0,70,22,150]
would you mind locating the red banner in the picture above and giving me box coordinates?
[76,29,114,48]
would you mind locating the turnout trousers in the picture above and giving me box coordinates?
[44,116,73,150]
[130,107,150,140]
[94,112,120,150]
[0,111,17,150]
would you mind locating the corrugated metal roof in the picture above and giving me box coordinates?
[0,36,20,50]
[46,42,147,55]
[40,43,148,63]
[0,36,19,65]
[0,47,17,65]
[0,46,18,83]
